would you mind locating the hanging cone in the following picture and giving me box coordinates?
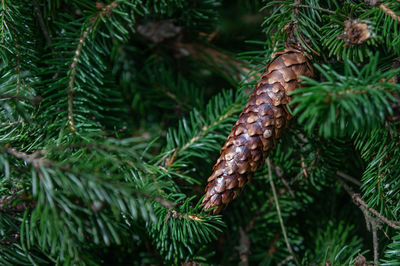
[202,48,313,214]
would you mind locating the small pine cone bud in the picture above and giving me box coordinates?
[339,19,372,46]
[202,49,313,214]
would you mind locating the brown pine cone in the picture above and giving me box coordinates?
[202,48,313,214]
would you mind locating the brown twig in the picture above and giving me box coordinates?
[67,1,118,135]
[377,3,400,23]
[337,177,380,265]
[166,209,204,222]
[336,171,362,186]
[238,227,250,266]
[353,194,400,230]
[372,221,379,266]
[277,255,294,266]
[0,94,42,105]
[1,0,5,43]
[5,146,49,168]
[273,164,295,198]
[337,177,400,229]
[267,232,280,256]
[4,145,175,210]
[68,26,90,135]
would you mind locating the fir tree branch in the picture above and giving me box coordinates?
[165,100,241,166]
[68,26,90,135]
[375,2,400,23]
[167,209,204,221]
[1,0,5,43]
[3,145,175,209]
[372,221,379,266]
[4,146,49,168]
[337,177,381,265]
[267,158,300,266]
[277,255,294,266]
[0,94,42,105]
[337,177,400,230]
[67,1,118,135]
[353,194,400,230]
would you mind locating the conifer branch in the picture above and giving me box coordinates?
[372,221,379,266]
[67,1,118,134]
[0,94,42,105]
[168,210,204,221]
[377,2,400,23]
[3,145,174,209]
[0,0,5,43]
[353,194,400,230]
[165,101,241,166]
[68,26,90,135]
[337,177,382,265]
[337,177,400,230]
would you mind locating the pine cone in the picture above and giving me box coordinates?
[202,48,313,214]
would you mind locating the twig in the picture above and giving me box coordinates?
[377,2,400,23]
[277,255,294,266]
[336,171,362,186]
[353,194,400,230]
[173,41,259,83]
[337,177,399,229]
[267,158,300,266]
[273,164,295,198]
[4,145,175,210]
[337,178,380,265]
[1,0,5,43]
[164,102,241,165]
[238,226,250,266]
[33,0,53,50]
[291,3,338,15]
[5,146,48,168]
[267,232,280,256]
[0,94,42,105]
[372,221,379,266]
[67,1,118,135]
[166,209,204,221]
[68,25,91,135]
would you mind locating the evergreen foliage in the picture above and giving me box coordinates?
[1,0,399,265]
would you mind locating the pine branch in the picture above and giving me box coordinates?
[368,0,400,23]
[0,94,42,105]
[67,1,118,134]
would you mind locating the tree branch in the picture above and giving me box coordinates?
[67,1,118,135]
[0,94,42,105]
[336,171,362,186]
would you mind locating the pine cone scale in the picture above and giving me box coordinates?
[202,49,313,214]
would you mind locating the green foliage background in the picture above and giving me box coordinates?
[1,0,399,265]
